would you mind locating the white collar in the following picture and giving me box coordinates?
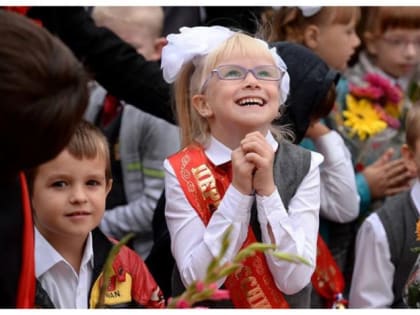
[411,179,420,216]
[204,132,279,166]
[35,227,94,278]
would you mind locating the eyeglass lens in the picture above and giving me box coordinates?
[215,65,282,81]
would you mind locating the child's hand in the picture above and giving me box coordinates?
[363,148,413,199]
[240,131,276,196]
[231,145,255,195]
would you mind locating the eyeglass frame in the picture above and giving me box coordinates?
[200,64,284,93]
[379,36,420,51]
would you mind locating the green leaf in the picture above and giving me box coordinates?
[271,251,311,266]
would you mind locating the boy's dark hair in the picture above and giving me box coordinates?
[0,11,88,178]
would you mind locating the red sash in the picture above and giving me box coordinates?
[311,235,347,308]
[169,145,289,308]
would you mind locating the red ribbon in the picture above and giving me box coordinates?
[311,235,347,308]
[16,172,35,308]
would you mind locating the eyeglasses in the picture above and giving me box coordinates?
[380,36,420,51]
[200,64,283,92]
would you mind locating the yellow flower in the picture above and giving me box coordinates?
[384,101,402,118]
[343,95,387,141]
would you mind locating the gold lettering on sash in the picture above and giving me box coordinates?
[192,164,221,207]
[240,276,271,308]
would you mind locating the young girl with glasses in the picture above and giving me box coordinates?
[332,6,420,209]
[160,26,323,308]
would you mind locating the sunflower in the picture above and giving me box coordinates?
[343,95,387,141]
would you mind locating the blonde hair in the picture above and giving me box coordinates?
[405,103,420,150]
[173,32,286,148]
[266,6,361,43]
[92,6,164,38]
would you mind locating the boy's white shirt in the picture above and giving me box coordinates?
[164,132,324,294]
[35,227,94,308]
[349,179,420,308]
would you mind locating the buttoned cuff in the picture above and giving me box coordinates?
[219,185,254,222]
[256,189,287,224]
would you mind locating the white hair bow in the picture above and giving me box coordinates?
[161,26,235,83]
[298,6,322,17]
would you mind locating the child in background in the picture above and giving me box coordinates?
[87,6,180,260]
[265,6,412,211]
[161,26,323,308]
[266,6,361,72]
[92,6,167,61]
[349,104,420,308]
[332,6,420,213]
[26,120,164,308]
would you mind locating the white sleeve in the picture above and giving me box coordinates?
[349,213,395,308]
[255,151,323,294]
[314,130,359,223]
[164,159,253,289]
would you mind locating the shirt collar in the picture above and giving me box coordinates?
[35,227,94,278]
[205,131,279,166]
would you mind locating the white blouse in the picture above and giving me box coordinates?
[164,133,323,295]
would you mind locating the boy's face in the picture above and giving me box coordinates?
[32,149,111,245]
[365,28,420,78]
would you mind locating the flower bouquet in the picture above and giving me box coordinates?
[331,73,405,169]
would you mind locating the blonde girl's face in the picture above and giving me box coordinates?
[365,28,420,78]
[311,19,360,72]
[194,52,281,142]
[31,149,111,247]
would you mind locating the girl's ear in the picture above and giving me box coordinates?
[303,25,320,49]
[192,94,213,118]
[106,179,113,195]
[401,144,418,174]
[363,31,379,56]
